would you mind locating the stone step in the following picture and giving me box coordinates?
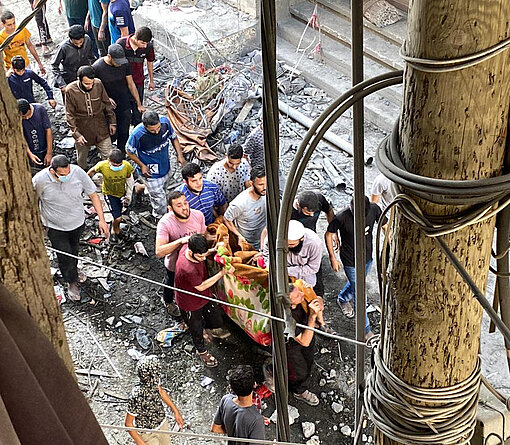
[290,0,405,71]
[276,28,401,132]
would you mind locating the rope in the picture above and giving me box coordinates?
[100,423,304,444]
[46,246,367,347]
[399,36,510,73]
[364,347,481,445]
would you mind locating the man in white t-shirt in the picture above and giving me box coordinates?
[206,144,251,203]
[370,173,395,211]
[223,166,266,250]
[155,190,206,317]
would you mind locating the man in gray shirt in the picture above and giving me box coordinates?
[223,166,266,250]
[211,365,265,445]
[33,155,109,300]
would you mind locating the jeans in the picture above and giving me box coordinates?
[181,302,224,353]
[131,83,144,126]
[338,259,373,333]
[112,107,131,154]
[29,0,51,43]
[91,25,110,57]
[47,224,84,283]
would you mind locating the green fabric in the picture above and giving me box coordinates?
[64,0,88,19]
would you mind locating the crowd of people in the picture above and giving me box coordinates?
[3,2,396,443]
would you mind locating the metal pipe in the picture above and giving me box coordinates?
[323,156,347,190]
[351,0,366,442]
[260,0,290,440]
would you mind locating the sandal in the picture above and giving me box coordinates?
[337,300,354,319]
[197,350,218,368]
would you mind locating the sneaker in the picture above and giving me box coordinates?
[165,302,181,318]
[67,282,81,301]
[293,390,319,406]
[337,299,354,318]
[210,327,231,339]
[109,233,119,244]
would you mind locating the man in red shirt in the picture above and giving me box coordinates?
[116,26,155,125]
[174,234,232,368]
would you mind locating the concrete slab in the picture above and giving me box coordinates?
[133,0,258,71]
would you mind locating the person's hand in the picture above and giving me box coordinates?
[180,235,190,244]
[44,152,52,166]
[60,86,67,95]
[174,411,185,429]
[109,124,116,136]
[109,97,117,109]
[84,19,90,32]
[141,164,151,177]
[121,196,130,207]
[28,151,43,165]
[38,63,46,75]
[48,99,57,108]
[330,257,341,272]
[98,28,105,40]
[148,80,155,91]
[137,104,146,114]
[98,219,109,238]
[57,2,63,14]
[308,299,321,316]
[177,155,187,166]
[76,135,88,145]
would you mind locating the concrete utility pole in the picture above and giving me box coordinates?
[379,0,510,443]
[0,69,75,376]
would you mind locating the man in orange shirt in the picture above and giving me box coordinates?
[0,10,45,74]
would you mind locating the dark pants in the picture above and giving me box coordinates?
[313,261,324,297]
[287,340,315,394]
[112,107,131,153]
[66,16,98,57]
[131,84,144,126]
[91,25,110,57]
[29,0,51,43]
[181,302,224,353]
[163,269,175,304]
[47,224,84,283]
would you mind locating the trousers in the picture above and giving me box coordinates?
[76,137,113,170]
[28,0,51,43]
[141,171,172,217]
[287,339,315,395]
[47,224,84,283]
[112,108,131,154]
[181,302,223,353]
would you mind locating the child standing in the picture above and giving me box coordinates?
[87,149,134,243]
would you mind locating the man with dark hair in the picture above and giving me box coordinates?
[206,144,251,203]
[291,190,335,297]
[211,365,265,443]
[51,24,96,99]
[325,196,382,339]
[93,43,145,153]
[8,56,56,107]
[18,99,53,171]
[127,110,186,218]
[32,154,109,300]
[0,10,45,73]
[174,233,231,367]
[155,191,206,317]
[65,65,116,169]
[117,26,156,126]
[177,163,227,225]
[223,166,266,250]
[85,0,110,57]
[108,0,134,44]
[87,148,134,243]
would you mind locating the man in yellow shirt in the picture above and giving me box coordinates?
[87,149,134,243]
[0,10,46,73]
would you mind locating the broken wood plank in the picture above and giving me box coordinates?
[75,369,116,378]
[234,99,256,123]
[103,389,129,400]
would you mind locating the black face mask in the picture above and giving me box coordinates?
[289,239,304,254]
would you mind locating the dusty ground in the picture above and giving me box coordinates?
[8,0,509,444]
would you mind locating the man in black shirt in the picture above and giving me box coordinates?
[92,44,145,153]
[325,196,382,338]
[291,190,335,297]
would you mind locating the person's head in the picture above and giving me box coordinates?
[225,144,243,170]
[136,355,161,386]
[142,110,161,134]
[288,283,305,308]
[17,98,31,118]
[297,191,320,216]
[133,26,152,49]
[108,149,125,171]
[167,190,190,220]
[287,220,305,254]
[77,65,95,91]
[106,44,128,67]
[68,24,85,47]
[349,195,370,216]
[11,55,26,75]
[250,166,266,196]
[50,155,71,182]
[181,163,203,193]
[1,11,16,34]
[228,365,256,397]
[187,233,209,262]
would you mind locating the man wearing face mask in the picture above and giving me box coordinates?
[92,43,145,153]
[65,65,116,170]
[33,155,109,300]
[88,149,134,243]
[263,220,322,286]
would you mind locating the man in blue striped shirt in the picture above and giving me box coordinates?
[177,163,227,225]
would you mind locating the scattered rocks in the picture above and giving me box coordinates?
[306,435,320,445]
[341,425,352,436]
[319,378,326,387]
[331,401,344,414]
[270,405,300,425]
[302,421,315,439]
